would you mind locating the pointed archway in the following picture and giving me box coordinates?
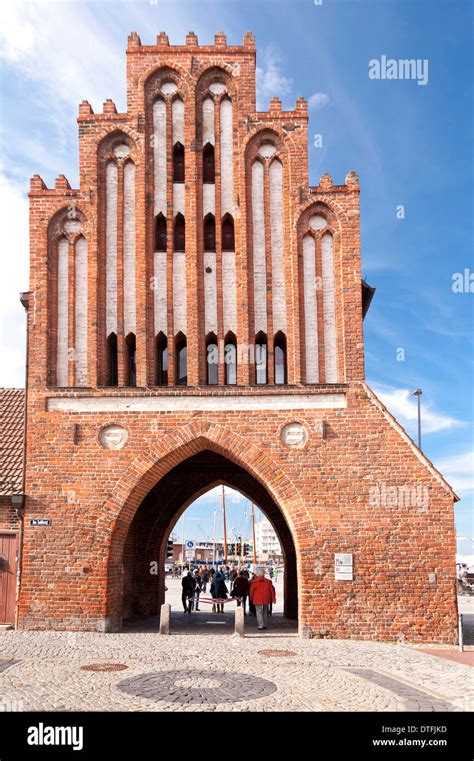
[101,421,307,631]
[121,450,298,623]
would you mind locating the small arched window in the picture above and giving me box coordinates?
[255,332,267,385]
[173,142,185,183]
[222,214,235,252]
[274,332,287,385]
[204,214,216,251]
[125,333,136,387]
[206,333,218,385]
[203,143,215,183]
[107,333,118,387]
[154,213,167,252]
[173,213,185,251]
[156,333,168,386]
[224,333,237,385]
[175,333,187,386]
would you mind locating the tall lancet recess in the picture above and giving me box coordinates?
[219,94,237,341]
[172,97,187,340]
[321,232,338,382]
[105,161,118,347]
[251,159,267,335]
[56,236,69,387]
[219,97,234,216]
[123,161,136,338]
[302,234,319,383]
[153,98,168,343]
[74,236,88,386]
[202,96,217,341]
[269,158,286,335]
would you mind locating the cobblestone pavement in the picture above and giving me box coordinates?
[0,626,472,712]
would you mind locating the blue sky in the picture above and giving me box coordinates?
[0,0,472,552]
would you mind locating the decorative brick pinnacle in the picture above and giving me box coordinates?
[54,175,71,191]
[103,99,117,114]
[127,32,142,48]
[243,31,255,48]
[319,171,333,190]
[214,32,227,47]
[345,170,359,188]
[30,174,47,192]
[78,100,93,117]
[156,32,169,46]
[186,32,198,46]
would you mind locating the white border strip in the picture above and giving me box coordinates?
[47,393,347,413]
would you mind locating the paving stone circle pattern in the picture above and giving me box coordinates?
[117,669,278,704]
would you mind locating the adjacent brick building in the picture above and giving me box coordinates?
[14,31,458,640]
[0,388,25,624]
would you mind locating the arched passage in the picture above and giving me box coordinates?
[103,422,308,632]
[121,450,298,624]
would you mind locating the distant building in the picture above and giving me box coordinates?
[171,541,225,564]
[255,518,281,560]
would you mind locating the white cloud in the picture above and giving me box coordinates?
[0,2,123,114]
[435,450,474,495]
[372,384,463,435]
[307,91,330,109]
[256,45,293,108]
[0,171,29,388]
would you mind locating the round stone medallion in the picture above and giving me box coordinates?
[99,424,128,450]
[258,142,277,158]
[63,218,82,235]
[160,81,178,95]
[281,422,307,448]
[309,214,327,231]
[209,83,227,95]
[117,669,277,704]
[113,143,130,159]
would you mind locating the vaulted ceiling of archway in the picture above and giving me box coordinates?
[126,450,296,561]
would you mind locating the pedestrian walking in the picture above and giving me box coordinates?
[210,572,228,613]
[274,567,279,584]
[200,566,209,593]
[192,569,202,611]
[248,572,256,615]
[181,571,195,614]
[232,570,250,614]
[249,567,276,631]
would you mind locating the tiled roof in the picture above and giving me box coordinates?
[0,388,25,496]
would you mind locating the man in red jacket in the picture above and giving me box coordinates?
[249,568,276,630]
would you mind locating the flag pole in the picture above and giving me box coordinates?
[251,502,257,564]
[222,485,228,563]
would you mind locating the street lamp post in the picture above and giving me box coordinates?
[411,388,423,450]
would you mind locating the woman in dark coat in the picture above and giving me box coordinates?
[210,572,228,613]
[232,571,250,614]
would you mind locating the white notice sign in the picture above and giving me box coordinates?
[334,553,353,580]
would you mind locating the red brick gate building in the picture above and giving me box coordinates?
[15,31,458,640]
